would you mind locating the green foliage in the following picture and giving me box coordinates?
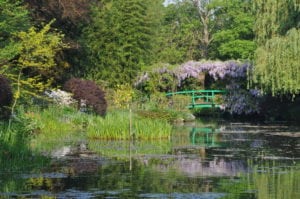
[15,21,67,93]
[81,0,161,86]
[210,0,256,60]
[0,74,13,119]
[112,84,135,109]
[156,2,202,63]
[0,0,30,63]
[0,118,49,173]
[141,72,177,95]
[1,20,68,115]
[254,29,300,95]
[253,0,300,45]
[87,110,172,140]
[158,0,256,61]
[14,105,173,142]
[253,0,300,96]
[27,106,88,152]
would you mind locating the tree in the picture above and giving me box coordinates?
[253,0,300,45]
[81,0,161,86]
[0,0,30,67]
[24,0,96,80]
[156,1,203,63]
[158,0,255,61]
[252,0,300,96]
[189,0,216,59]
[253,28,300,96]
[209,0,256,60]
[3,21,67,113]
[24,0,93,38]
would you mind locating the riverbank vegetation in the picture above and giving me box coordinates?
[0,0,299,160]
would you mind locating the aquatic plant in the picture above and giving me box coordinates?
[87,110,172,140]
[19,105,171,144]
[63,78,107,116]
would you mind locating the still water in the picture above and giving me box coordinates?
[1,121,299,199]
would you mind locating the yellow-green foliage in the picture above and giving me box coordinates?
[112,84,135,108]
[17,20,67,91]
[253,0,300,96]
[4,20,67,106]
[253,29,300,95]
[253,0,300,45]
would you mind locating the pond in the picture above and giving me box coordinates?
[0,120,299,199]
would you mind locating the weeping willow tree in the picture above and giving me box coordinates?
[253,0,300,96]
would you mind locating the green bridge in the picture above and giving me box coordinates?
[166,89,226,109]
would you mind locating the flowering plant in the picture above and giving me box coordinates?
[135,60,262,115]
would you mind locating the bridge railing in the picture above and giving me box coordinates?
[166,90,226,109]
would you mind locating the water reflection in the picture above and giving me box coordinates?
[0,122,299,198]
[190,127,222,147]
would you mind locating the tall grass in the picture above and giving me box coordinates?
[3,105,173,150]
[19,105,172,143]
[87,110,172,140]
[0,120,49,173]
[25,106,88,152]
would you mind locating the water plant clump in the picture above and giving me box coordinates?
[86,110,172,140]
[14,105,171,143]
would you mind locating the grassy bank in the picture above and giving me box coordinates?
[9,106,173,141]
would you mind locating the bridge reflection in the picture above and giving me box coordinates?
[190,127,222,148]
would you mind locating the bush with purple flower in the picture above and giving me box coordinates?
[135,60,262,115]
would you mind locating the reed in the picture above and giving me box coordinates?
[4,105,173,147]
[87,110,172,140]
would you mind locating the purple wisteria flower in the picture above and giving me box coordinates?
[134,60,261,115]
[172,60,250,86]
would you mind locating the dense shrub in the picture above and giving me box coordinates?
[63,78,107,116]
[0,75,13,120]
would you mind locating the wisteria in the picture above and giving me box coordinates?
[174,60,251,86]
[224,84,262,115]
[135,60,251,87]
[135,60,262,115]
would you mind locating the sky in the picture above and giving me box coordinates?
[164,0,178,6]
